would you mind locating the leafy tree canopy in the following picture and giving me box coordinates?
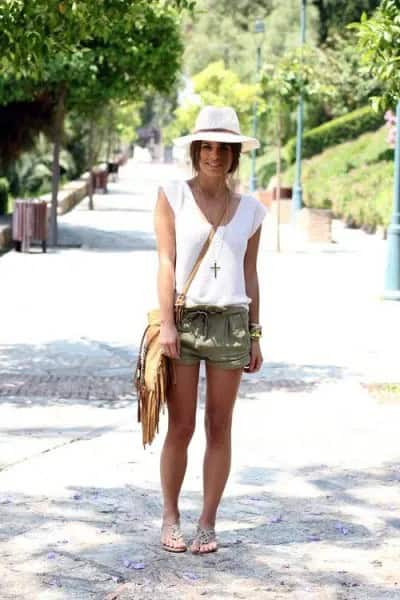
[0,0,190,164]
[312,0,382,43]
[205,0,273,31]
[350,0,400,110]
[182,0,320,81]
[0,0,194,79]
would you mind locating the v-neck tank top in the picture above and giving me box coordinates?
[160,180,267,307]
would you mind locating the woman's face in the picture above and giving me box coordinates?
[198,141,233,177]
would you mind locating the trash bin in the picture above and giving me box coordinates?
[107,161,119,182]
[12,199,48,252]
[91,169,108,193]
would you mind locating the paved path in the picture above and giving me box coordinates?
[0,160,400,599]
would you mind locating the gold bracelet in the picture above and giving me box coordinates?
[249,322,262,340]
[250,331,262,340]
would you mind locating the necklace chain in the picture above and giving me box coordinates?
[193,180,231,228]
[192,180,231,279]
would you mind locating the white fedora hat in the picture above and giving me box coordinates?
[173,105,260,153]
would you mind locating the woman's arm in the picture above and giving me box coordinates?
[154,187,180,358]
[244,226,262,323]
[244,226,263,372]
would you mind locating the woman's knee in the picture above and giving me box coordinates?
[204,415,232,446]
[167,420,195,445]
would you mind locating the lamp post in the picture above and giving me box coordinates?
[384,99,400,300]
[249,19,265,193]
[292,0,307,213]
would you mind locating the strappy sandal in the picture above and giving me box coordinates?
[161,522,187,553]
[190,525,218,554]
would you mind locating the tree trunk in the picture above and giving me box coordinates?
[106,108,114,162]
[88,118,95,211]
[276,111,282,254]
[49,85,67,247]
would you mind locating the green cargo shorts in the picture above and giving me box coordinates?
[175,305,251,370]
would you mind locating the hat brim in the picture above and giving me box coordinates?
[173,131,260,153]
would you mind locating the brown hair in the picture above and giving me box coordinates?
[189,140,242,175]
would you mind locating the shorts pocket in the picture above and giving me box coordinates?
[228,313,248,343]
[240,311,249,332]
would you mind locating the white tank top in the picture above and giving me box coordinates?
[161,180,267,307]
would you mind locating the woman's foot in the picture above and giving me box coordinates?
[161,520,187,553]
[190,524,218,554]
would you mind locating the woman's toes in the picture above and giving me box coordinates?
[199,541,217,553]
[161,522,187,551]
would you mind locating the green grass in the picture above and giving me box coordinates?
[364,383,400,403]
[279,126,394,229]
[240,146,276,189]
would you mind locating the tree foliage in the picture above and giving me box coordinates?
[0,1,188,165]
[319,33,382,118]
[350,0,400,110]
[311,0,381,43]
[182,0,321,80]
[0,0,192,243]
[205,0,273,31]
[0,0,194,79]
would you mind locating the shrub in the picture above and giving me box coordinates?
[281,126,394,229]
[255,147,288,189]
[0,178,9,215]
[284,106,383,165]
[258,159,288,189]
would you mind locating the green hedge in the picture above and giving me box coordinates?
[0,178,9,215]
[258,158,288,189]
[285,106,383,165]
[281,126,393,230]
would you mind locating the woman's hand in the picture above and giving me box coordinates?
[244,339,263,373]
[160,322,180,359]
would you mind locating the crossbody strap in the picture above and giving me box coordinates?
[174,186,230,326]
[174,225,217,327]
[180,225,217,297]
[180,191,230,297]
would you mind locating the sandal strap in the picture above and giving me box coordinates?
[162,522,185,543]
[195,525,216,545]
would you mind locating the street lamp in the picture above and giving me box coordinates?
[384,99,400,300]
[292,0,307,214]
[249,19,265,193]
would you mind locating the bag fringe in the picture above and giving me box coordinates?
[135,337,170,448]
[134,298,185,448]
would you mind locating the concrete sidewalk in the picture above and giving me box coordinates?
[0,160,400,599]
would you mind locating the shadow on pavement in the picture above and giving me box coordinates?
[1,459,399,598]
[0,337,138,408]
[0,334,349,409]
[57,223,156,251]
[0,333,352,410]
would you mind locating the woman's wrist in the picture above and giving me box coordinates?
[160,318,175,326]
[249,322,262,340]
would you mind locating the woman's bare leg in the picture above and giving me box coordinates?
[160,362,199,549]
[191,364,243,553]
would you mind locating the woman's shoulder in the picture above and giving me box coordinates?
[159,180,186,214]
[159,179,185,196]
[239,193,268,215]
[238,193,268,237]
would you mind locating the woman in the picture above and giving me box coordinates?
[154,106,266,555]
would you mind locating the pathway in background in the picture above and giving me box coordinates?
[0,159,400,599]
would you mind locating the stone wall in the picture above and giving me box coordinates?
[40,174,90,216]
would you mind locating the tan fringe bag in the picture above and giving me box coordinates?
[135,224,220,448]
